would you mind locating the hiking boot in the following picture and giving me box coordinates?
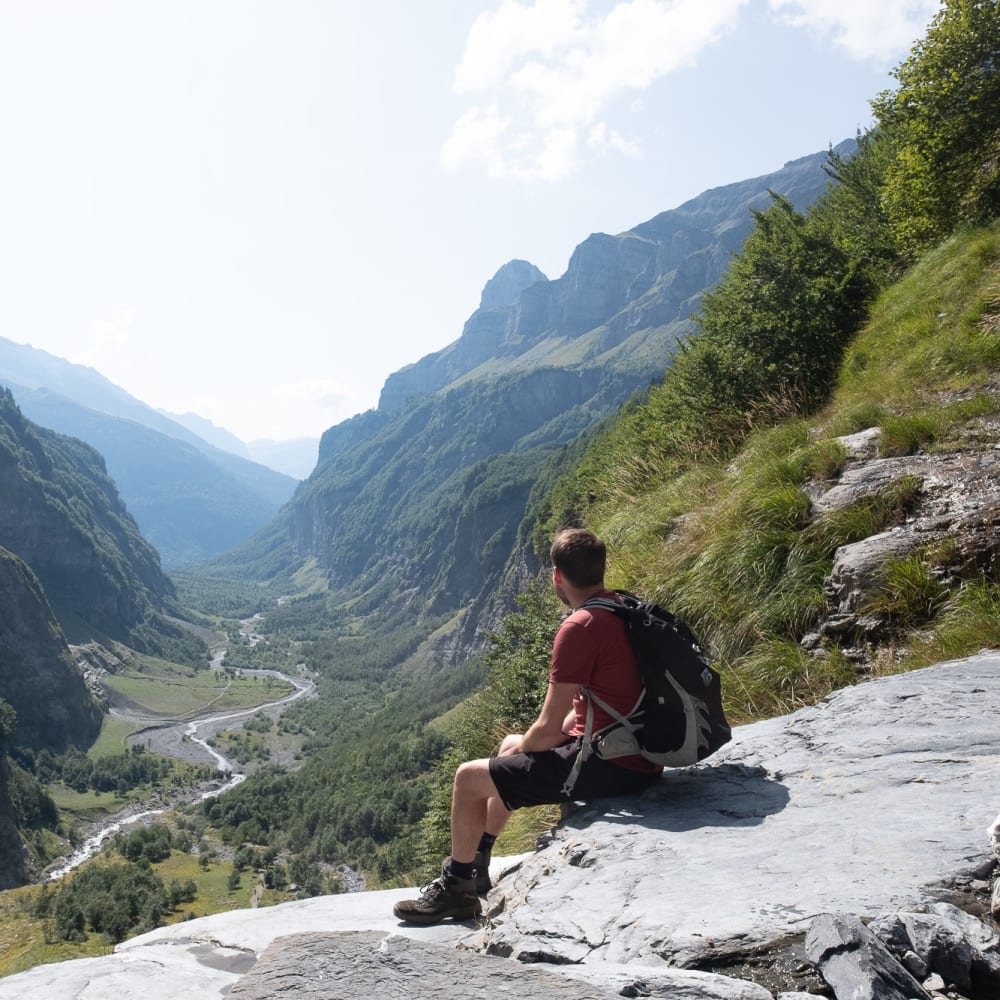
[392,864,482,926]
[474,850,492,896]
[438,852,493,895]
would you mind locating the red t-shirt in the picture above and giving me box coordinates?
[550,591,661,774]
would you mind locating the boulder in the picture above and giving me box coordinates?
[810,450,1000,642]
[871,902,1000,997]
[804,913,929,1000]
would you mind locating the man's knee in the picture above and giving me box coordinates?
[497,733,522,756]
[453,758,495,799]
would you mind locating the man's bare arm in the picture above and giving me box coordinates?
[506,681,577,754]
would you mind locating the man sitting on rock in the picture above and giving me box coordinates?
[393,528,663,925]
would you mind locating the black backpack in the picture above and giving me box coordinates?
[561,591,732,796]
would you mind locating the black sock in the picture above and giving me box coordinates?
[477,833,497,855]
[446,857,476,880]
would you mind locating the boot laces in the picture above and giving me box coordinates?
[417,876,448,902]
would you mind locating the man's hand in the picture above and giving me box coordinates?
[517,681,578,753]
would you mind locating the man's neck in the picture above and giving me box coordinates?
[567,582,607,610]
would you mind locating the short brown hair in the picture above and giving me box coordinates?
[550,528,606,588]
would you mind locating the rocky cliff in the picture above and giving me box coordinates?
[0,548,101,752]
[0,388,170,637]
[218,144,851,643]
[4,654,996,999]
[377,143,853,414]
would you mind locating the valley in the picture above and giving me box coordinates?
[49,614,315,877]
[1,10,999,992]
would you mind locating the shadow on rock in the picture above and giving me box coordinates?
[572,763,789,833]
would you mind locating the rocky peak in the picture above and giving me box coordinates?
[478,259,548,311]
[376,145,842,415]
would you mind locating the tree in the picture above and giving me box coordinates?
[680,193,870,434]
[0,699,15,744]
[872,0,1000,254]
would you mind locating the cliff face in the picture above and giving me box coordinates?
[294,366,611,608]
[0,548,101,751]
[0,389,170,637]
[377,143,852,413]
[221,145,850,636]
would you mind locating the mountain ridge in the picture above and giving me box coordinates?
[210,142,853,653]
[0,340,299,566]
[377,140,855,415]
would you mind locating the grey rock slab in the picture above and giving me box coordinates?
[228,930,620,1000]
[811,451,1000,517]
[805,913,930,1000]
[554,961,775,999]
[835,426,882,460]
[0,886,484,1000]
[479,655,1000,968]
[824,526,938,615]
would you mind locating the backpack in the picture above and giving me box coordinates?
[561,590,732,797]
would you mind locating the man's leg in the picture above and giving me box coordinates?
[392,736,520,924]
[450,757,509,864]
[392,756,503,925]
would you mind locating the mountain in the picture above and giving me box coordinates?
[0,547,102,753]
[245,438,319,481]
[157,410,253,459]
[0,338,299,567]
[161,410,319,480]
[210,143,852,631]
[0,388,177,644]
[377,144,852,411]
[0,384,199,758]
[0,388,215,886]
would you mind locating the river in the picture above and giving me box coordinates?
[46,621,315,880]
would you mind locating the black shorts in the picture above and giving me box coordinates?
[488,738,661,811]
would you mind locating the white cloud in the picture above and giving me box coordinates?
[443,0,747,181]
[444,0,943,182]
[440,103,513,178]
[587,121,643,159]
[767,0,941,62]
[455,0,584,93]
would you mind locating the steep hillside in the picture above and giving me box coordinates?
[0,389,194,655]
[208,144,849,637]
[12,388,296,567]
[0,548,101,752]
[554,222,1000,704]
[0,338,298,567]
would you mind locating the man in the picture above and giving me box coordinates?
[393,528,662,925]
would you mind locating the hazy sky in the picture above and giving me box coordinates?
[0,0,940,443]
